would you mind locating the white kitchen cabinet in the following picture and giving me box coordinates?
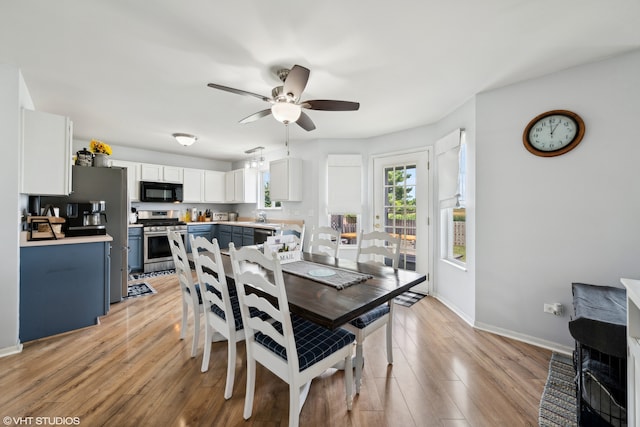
[204,170,226,203]
[109,159,140,201]
[163,166,183,183]
[21,109,73,195]
[270,157,302,201]
[225,168,257,203]
[621,278,640,427]
[140,163,183,183]
[183,168,204,202]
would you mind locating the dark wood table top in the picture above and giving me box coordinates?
[212,251,426,330]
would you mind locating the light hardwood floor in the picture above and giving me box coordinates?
[0,274,551,426]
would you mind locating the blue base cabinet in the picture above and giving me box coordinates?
[20,241,110,342]
[217,224,232,249]
[128,227,143,273]
[187,224,216,252]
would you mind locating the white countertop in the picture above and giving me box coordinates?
[20,231,113,247]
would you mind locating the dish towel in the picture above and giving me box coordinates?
[280,260,372,290]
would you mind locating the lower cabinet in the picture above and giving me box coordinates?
[187,224,216,253]
[217,224,232,249]
[243,227,254,246]
[232,226,244,248]
[128,227,143,273]
[20,240,110,342]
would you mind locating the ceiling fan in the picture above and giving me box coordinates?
[207,65,359,131]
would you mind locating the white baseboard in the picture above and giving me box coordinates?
[434,294,573,356]
[0,342,23,358]
[474,322,573,356]
[434,294,475,326]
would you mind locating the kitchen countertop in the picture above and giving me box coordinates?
[127,221,291,230]
[20,231,113,247]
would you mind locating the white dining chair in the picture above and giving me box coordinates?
[190,235,245,399]
[228,243,355,427]
[345,230,401,393]
[279,223,306,251]
[308,226,340,258]
[167,230,204,358]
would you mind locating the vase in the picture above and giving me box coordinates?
[93,153,109,167]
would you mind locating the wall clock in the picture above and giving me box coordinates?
[522,110,585,157]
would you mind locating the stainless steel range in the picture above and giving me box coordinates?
[137,210,187,273]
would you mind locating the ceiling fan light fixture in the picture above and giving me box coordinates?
[271,102,301,124]
[172,133,197,146]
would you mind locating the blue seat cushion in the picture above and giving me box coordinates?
[255,315,355,371]
[349,304,390,329]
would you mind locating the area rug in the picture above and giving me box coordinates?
[539,352,577,427]
[394,291,425,307]
[129,269,175,281]
[126,282,157,298]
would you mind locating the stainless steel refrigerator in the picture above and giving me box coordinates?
[42,165,128,303]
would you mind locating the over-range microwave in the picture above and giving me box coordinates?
[140,181,183,203]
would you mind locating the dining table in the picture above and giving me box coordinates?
[192,247,427,407]
[213,249,427,330]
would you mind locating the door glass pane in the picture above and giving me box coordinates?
[382,164,417,270]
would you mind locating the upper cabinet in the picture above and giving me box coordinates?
[109,159,140,201]
[140,163,183,183]
[182,168,204,202]
[225,168,257,203]
[270,158,302,201]
[21,109,73,196]
[204,170,226,203]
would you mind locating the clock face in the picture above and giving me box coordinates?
[523,110,585,157]
[528,114,577,151]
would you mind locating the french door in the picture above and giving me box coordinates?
[373,150,431,294]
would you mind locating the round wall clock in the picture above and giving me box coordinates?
[522,110,585,157]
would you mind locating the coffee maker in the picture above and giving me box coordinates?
[64,201,107,236]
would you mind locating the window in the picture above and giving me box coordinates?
[329,214,360,245]
[259,170,281,209]
[437,129,466,266]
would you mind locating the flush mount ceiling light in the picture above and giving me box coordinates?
[271,102,301,124]
[172,133,197,146]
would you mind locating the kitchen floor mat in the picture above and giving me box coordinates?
[394,291,426,307]
[126,282,157,298]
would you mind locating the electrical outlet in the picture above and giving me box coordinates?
[543,303,563,316]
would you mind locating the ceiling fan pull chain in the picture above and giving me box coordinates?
[285,123,290,156]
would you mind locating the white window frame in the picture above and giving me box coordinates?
[258,169,282,210]
[437,129,467,267]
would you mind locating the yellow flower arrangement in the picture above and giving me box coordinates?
[89,139,112,156]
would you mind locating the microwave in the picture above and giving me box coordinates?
[140,181,183,203]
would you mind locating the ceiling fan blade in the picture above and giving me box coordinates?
[283,65,310,100]
[207,83,271,103]
[296,112,316,131]
[239,109,272,124]
[302,99,360,111]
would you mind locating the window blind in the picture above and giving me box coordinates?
[436,128,462,208]
[327,154,362,213]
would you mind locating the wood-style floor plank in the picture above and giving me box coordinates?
[0,274,551,426]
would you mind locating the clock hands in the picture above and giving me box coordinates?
[550,120,561,137]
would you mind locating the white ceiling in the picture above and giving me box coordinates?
[2,1,639,161]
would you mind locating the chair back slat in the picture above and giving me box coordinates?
[309,226,340,258]
[191,236,233,318]
[279,223,306,251]
[168,230,199,303]
[229,243,299,373]
[356,230,401,269]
